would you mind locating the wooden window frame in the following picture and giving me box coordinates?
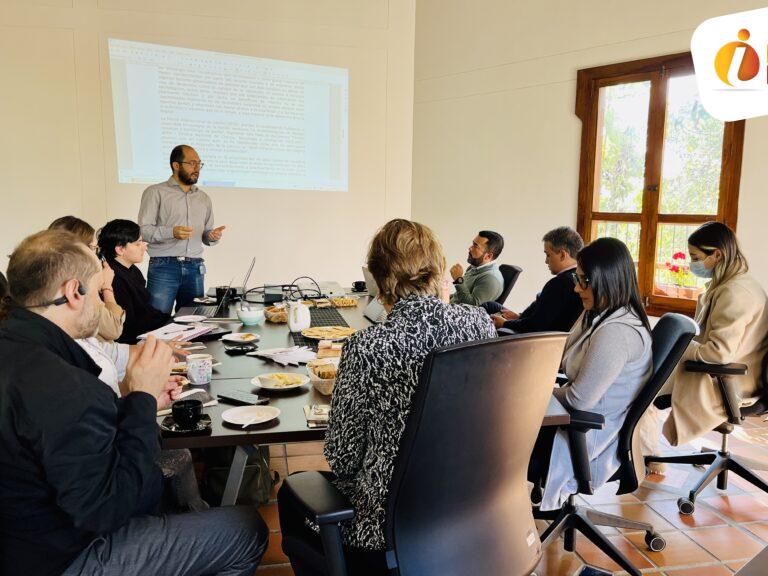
[575,52,745,317]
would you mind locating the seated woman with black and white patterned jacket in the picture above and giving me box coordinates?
[278,219,496,575]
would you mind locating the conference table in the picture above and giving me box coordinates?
[159,298,571,505]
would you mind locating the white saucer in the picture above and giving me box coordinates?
[221,332,261,343]
[174,315,207,323]
[221,405,281,426]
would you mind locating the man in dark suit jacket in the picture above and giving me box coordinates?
[484,227,584,333]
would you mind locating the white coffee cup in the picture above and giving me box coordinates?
[186,353,213,385]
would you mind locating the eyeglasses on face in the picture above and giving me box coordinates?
[179,161,204,169]
[571,271,591,290]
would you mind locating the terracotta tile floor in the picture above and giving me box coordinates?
[254,412,768,575]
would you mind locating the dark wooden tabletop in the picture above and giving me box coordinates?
[160,301,570,449]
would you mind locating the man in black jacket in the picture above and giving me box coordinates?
[0,230,267,576]
[484,226,584,333]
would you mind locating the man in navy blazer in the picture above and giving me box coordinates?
[485,226,584,333]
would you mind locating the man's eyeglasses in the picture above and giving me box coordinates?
[571,271,591,290]
[179,161,204,169]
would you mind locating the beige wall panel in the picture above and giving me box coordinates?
[0,1,415,287]
[0,27,81,259]
[413,0,768,311]
[97,0,389,30]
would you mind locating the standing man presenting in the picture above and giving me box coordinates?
[138,145,226,314]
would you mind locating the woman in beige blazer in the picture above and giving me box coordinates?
[659,222,768,447]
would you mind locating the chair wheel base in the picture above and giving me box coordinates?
[678,497,695,515]
[645,532,666,552]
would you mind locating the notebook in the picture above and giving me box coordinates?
[303,404,330,428]
[138,323,214,342]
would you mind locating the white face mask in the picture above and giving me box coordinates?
[690,258,714,279]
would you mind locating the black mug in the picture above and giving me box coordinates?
[216,286,235,304]
[172,399,203,429]
[352,280,367,292]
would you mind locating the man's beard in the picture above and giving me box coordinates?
[75,299,103,339]
[178,168,198,185]
[467,252,483,267]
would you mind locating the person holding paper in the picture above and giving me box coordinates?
[98,219,171,344]
[138,145,225,314]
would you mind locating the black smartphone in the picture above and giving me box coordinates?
[217,391,270,406]
[223,342,258,356]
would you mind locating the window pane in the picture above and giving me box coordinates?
[595,82,650,213]
[653,223,707,300]
[593,221,641,264]
[659,75,724,215]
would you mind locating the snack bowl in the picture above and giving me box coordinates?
[307,359,339,396]
[265,305,288,323]
[237,308,265,326]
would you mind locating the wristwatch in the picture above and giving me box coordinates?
[453,276,464,285]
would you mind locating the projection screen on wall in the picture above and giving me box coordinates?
[108,38,349,191]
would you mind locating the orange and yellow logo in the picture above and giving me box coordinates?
[692,8,768,121]
[713,28,761,86]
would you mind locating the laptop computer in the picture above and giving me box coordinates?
[177,276,235,319]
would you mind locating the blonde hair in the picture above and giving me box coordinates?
[48,216,95,245]
[367,219,446,306]
[3,230,99,312]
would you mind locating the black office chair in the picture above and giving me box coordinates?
[279,332,568,576]
[645,350,768,515]
[496,264,523,305]
[533,313,698,576]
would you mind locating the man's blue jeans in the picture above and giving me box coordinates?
[62,506,268,576]
[147,257,205,314]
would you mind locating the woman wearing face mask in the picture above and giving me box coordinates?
[656,221,768,447]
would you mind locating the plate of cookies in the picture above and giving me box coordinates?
[331,296,359,308]
[300,326,356,341]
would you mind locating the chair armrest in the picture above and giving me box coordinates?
[684,360,748,376]
[566,408,605,432]
[685,361,746,422]
[282,471,355,525]
[557,407,605,495]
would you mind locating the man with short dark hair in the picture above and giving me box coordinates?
[449,230,506,305]
[138,145,226,314]
[0,230,268,576]
[486,226,584,333]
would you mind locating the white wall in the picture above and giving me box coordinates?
[412,0,768,312]
[0,0,415,288]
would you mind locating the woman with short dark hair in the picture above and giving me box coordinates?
[98,219,170,344]
[278,219,496,575]
[530,237,653,511]
[656,222,768,446]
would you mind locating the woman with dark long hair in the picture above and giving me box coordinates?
[531,237,653,510]
[656,222,768,446]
